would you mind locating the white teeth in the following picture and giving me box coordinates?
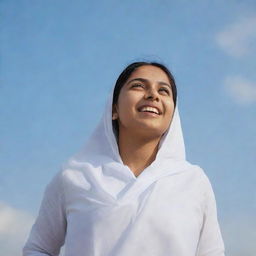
[140,106,159,114]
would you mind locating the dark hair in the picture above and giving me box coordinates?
[112,61,177,135]
[112,62,177,107]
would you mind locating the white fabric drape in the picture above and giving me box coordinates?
[23,90,225,256]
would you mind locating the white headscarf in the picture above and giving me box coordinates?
[65,89,194,204]
[23,83,225,256]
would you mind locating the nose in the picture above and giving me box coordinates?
[144,88,159,101]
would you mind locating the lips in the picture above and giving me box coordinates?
[138,105,161,115]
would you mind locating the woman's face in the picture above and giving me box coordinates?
[113,65,175,138]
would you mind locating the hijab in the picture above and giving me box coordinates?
[24,77,225,256]
[64,89,195,205]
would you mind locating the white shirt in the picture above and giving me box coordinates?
[23,93,225,256]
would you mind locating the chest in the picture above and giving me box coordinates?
[65,173,204,236]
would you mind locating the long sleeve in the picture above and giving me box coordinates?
[196,175,225,256]
[23,172,67,256]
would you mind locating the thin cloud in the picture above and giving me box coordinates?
[216,15,256,57]
[0,202,35,256]
[224,76,256,104]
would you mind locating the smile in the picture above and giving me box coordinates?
[138,106,161,115]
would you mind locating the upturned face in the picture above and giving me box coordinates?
[113,65,175,138]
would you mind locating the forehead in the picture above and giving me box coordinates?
[127,65,170,83]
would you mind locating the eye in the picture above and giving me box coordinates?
[159,87,170,95]
[131,83,144,89]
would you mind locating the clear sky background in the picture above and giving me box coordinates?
[1,0,255,255]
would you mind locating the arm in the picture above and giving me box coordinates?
[196,176,225,256]
[23,172,67,256]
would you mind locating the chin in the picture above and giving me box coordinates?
[119,119,168,139]
[133,124,166,139]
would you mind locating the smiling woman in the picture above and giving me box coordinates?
[23,61,225,256]
[112,64,176,177]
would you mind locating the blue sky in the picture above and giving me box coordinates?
[1,0,256,255]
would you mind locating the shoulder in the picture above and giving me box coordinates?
[188,164,219,212]
[185,163,215,196]
[43,166,80,197]
[55,160,93,192]
[43,170,66,199]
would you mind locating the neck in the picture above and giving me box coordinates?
[118,130,161,177]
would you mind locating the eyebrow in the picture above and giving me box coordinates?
[127,78,172,89]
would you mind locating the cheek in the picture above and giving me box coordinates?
[116,99,133,123]
[163,101,175,126]
[117,93,139,116]
[165,100,175,115]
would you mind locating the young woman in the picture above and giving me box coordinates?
[23,62,225,256]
